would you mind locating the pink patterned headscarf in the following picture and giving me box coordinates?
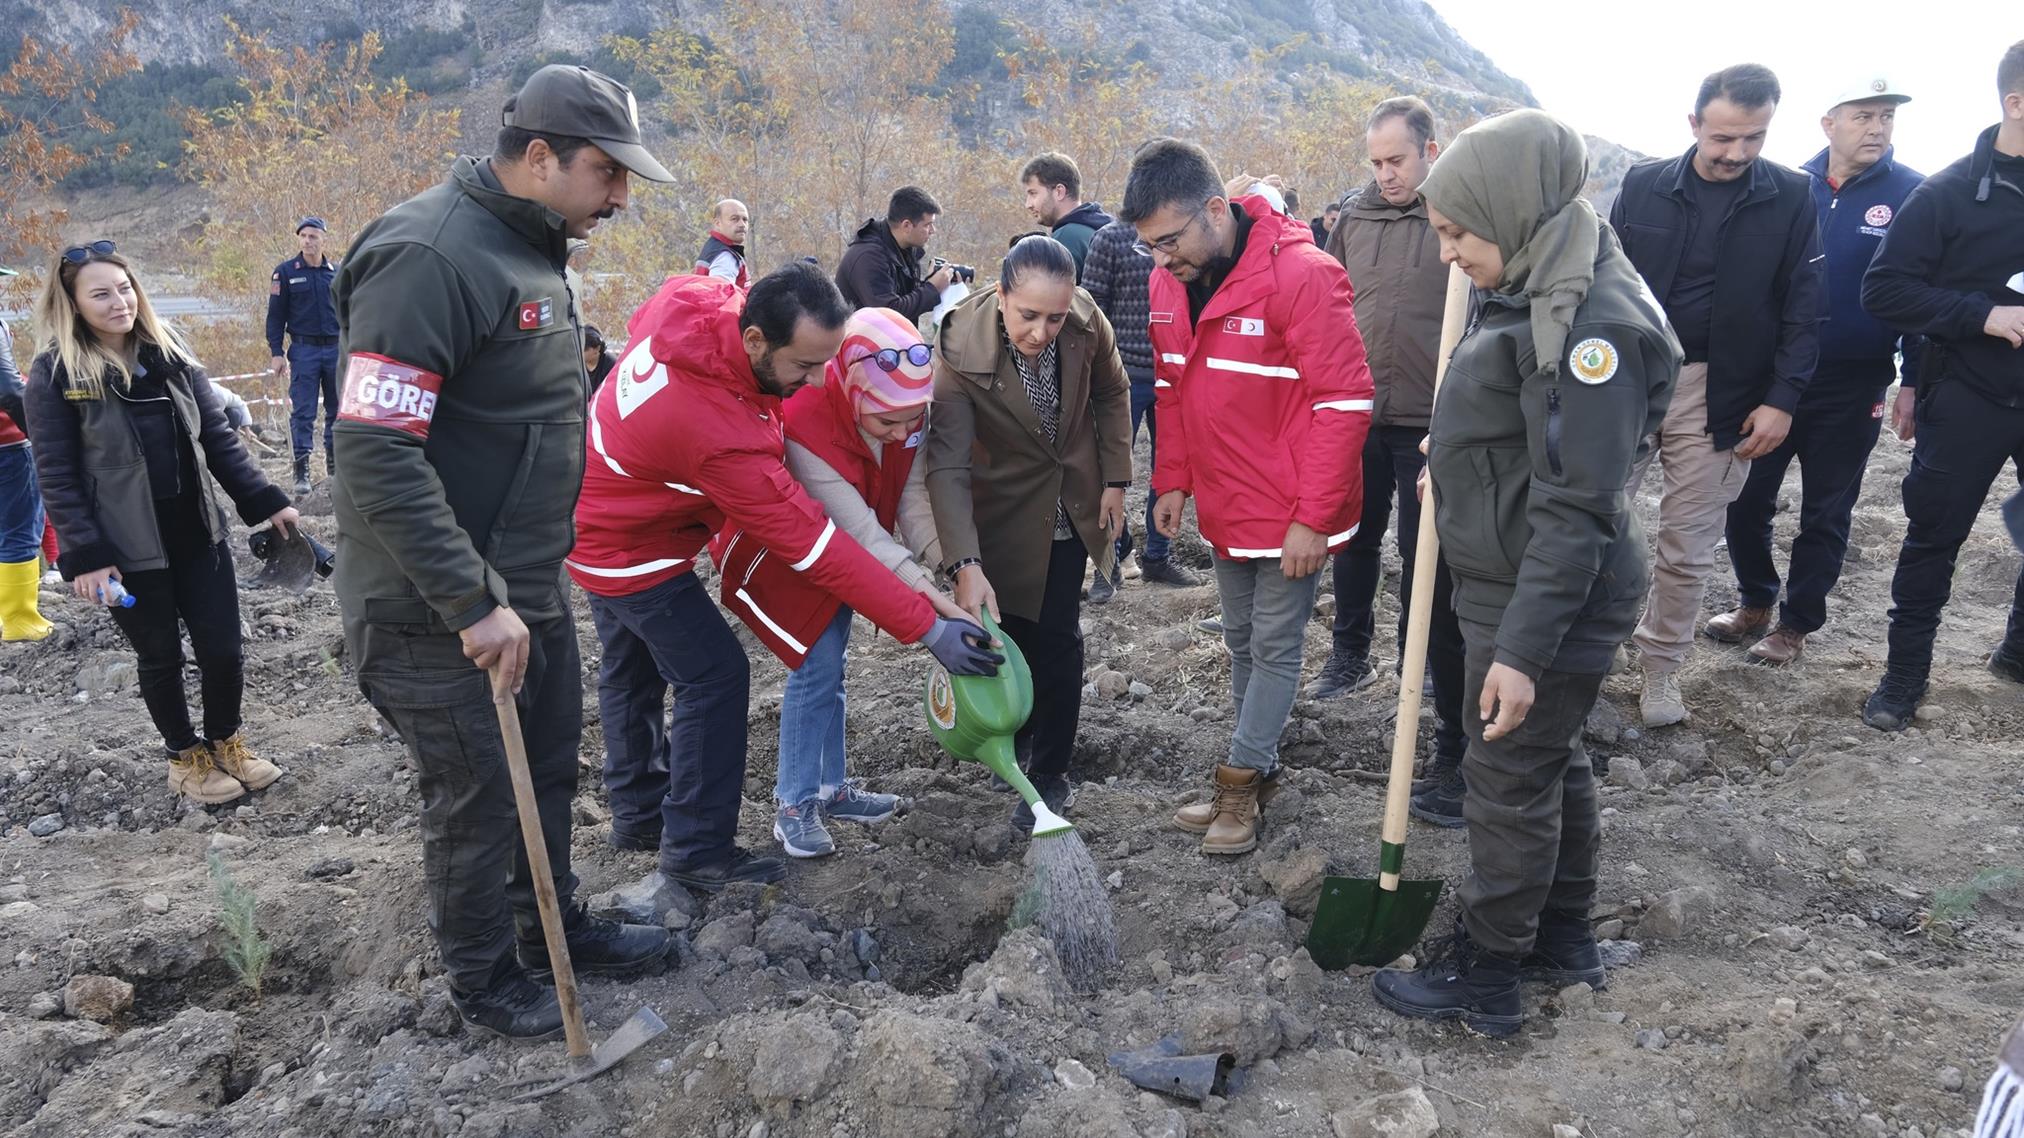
[829,307,934,415]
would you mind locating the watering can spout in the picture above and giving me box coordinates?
[925,614,1066,835]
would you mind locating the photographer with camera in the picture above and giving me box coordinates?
[837,186,955,323]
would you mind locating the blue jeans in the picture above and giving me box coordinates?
[1114,374,1169,564]
[585,571,751,868]
[776,605,853,806]
[1213,556,1325,772]
[0,445,44,562]
[287,341,340,458]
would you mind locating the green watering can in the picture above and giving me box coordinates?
[923,613,1073,838]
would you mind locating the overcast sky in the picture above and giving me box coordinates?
[1425,0,2002,176]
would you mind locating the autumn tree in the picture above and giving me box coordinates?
[0,12,140,309]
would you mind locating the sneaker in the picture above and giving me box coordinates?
[1197,614,1224,635]
[1306,650,1376,699]
[1139,557,1201,587]
[209,733,282,791]
[453,969,564,1041]
[1705,605,1773,644]
[662,846,788,891]
[773,798,836,859]
[823,781,906,825]
[1989,641,2024,684]
[1640,670,1687,728]
[1407,764,1465,828]
[1371,923,1523,1037]
[1011,773,1075,830]
[1861,671,1928,732]
[168,743,246,805]
[608,823,662,853]
[1087,563,1119,605]
[516,903,672,980]
[1519,909,1606,989]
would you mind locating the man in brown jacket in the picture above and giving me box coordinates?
[1317,96,1470,825]
[923,236,1132,825]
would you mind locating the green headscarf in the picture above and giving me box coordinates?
[1419,108,1597,377]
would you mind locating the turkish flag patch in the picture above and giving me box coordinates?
[517,298,554,331]
[338,353,445,439]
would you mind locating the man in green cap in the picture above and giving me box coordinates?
[331,64,677,1041]
[1368,109,1680,1037]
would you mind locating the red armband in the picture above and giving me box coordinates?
[338,353,444,439]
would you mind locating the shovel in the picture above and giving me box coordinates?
[1306,264,1471,970]
[489,675,667,1102]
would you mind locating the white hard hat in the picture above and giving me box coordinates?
[1829,76,1912,112]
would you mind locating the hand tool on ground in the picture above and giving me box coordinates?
[1307,264,1471,970]
[491,675,666,1101]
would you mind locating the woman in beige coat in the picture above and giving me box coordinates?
[923,235,1132,827]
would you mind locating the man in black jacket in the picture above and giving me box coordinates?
[1609,63,1824,729]
[1859,41,2024,730]
[835,186,953,322]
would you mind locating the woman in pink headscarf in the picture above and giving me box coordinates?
[721,307,967,859]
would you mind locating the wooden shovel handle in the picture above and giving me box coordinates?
[493,686,592,1060]
[1379,264,1473,890]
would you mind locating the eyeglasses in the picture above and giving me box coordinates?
[62,240,117,265]
[854,344,933,372]
[1132,213,1204,258]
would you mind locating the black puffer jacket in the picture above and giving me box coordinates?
[25,342,287,578]
[835,218,939,321]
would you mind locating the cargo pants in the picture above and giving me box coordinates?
[348,611,582,996]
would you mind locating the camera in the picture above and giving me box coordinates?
[932,259,976,284]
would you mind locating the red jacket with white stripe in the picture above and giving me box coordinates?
[1148,195,1375,559]
[709,371,920,666]
[566,276,934,649]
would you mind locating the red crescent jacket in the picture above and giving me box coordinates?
[1147,195,1375,559]
[566,276,934,651]
[710,368,922,666]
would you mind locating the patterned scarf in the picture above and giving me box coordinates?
[1008,335,1072,538]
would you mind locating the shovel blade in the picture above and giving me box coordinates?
[509,1007,668,1102]
[1304,875,1446,970]
[251,530,319,593]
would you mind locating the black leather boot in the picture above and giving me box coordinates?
[1372,923,1523,1037]
[453,968,563,1041]
[1519,908,1606,988]
[516,903,673,980]
[292,455,311,497]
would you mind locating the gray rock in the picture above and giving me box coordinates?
[591,871,704,926]
[1940,1066,1966,1092]
[1053,1058,1096,1089]
[1635,1028,1669,1050]
[1598,940,1644,968]
[1641,886,1714,939]
[1557,983,1596,1015]
[1157,628,1192,651]
[958,928,1071,1013]
[63,974,135,1022]
[25,991,61,1019]
[1180,992,1307,1065]
[1259,846,1331,918]
[1766,925,1809,951]
[15,1008,234,1134]
[747,1015,842,1109]
[1583,700,1625,745]
[1606,757,1651,791]
[1727,1024,1814,1110]
[755,913,826,964]
[360,1062,414,1120]
[693,911,757,958]
[440,1054,490,1090]
[1213,899,1291,952]
[27,813,64,838]
[856,1012,1011,1135]
[1095,671,1131,700]
[1594,918,1625,940]
[1331,1087,1440,1138]
[849,928,880,966]
[304,857,355,879]
[140,893,170,915]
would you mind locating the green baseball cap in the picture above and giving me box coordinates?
[502,64,674,184]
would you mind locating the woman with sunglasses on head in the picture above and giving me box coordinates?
[923,234,1132,830]
[24,241,300,806]
[711,307,972,858]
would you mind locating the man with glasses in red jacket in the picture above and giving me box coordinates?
[1121,137,1375,856]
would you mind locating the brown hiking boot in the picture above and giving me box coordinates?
[210,733,283,791]
[1705,605,1773,644]
[1197,764,1266,856]
[1748,626,1806,666]
[1173,765,1282,834]
[169,744,246,805]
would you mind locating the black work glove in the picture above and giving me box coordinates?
[922,616,1004,676]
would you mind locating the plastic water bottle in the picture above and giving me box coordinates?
[97,580,137,608]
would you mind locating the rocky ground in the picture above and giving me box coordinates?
[1,429,2020,1138]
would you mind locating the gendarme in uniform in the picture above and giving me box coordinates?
[330,65,673,1020]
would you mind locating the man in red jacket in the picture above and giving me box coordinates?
[1122,138,1375,855]
[570,264,998,892]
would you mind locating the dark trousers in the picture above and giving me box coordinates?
[1886,378,2024,677]
[1455,616,1605,959]
[1114,374,1169,565]
[586,571,751,869]
[1724,360,1890,634]
[1331,424,1465,758]
[287,341,340,458]
[1000,538,1087,780]
[109,495,244,751]
[351,611,582,996]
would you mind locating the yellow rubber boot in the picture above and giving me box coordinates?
[0,560,53,641]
